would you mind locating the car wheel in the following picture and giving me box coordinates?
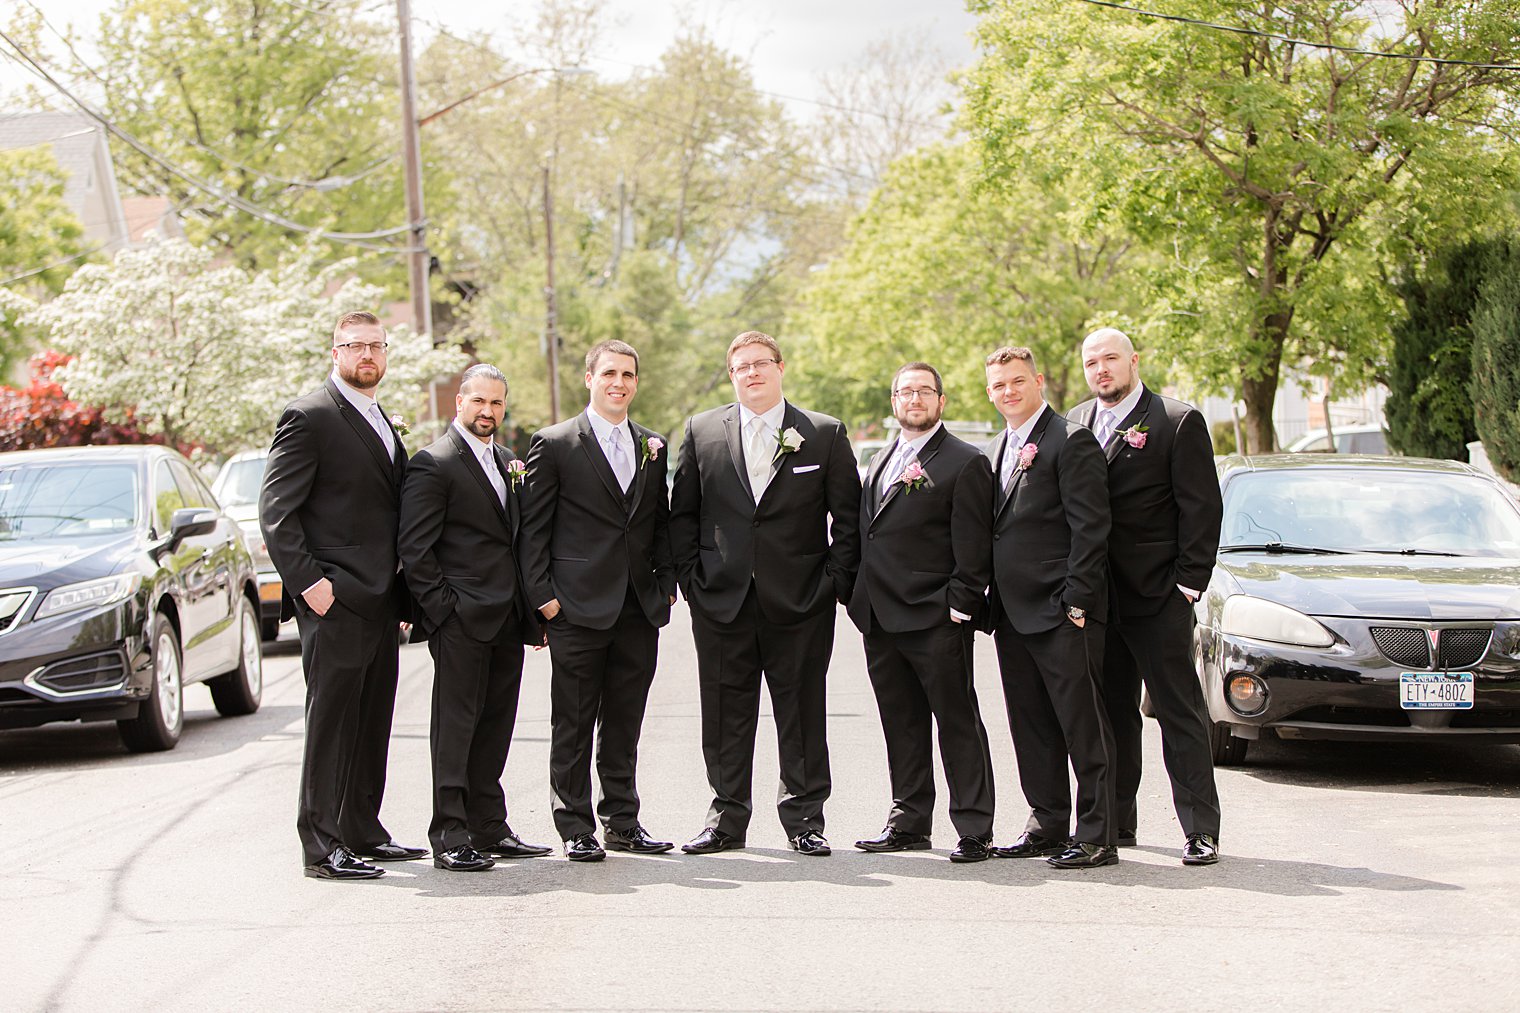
[1209,720,1248,766]
[118,614,184,752]
[209,597,263,717]
[260,617,280,642]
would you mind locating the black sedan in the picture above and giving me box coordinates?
[0,446,263,751]
[1196,454,1520,764]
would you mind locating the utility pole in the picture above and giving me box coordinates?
[542,163,561,424]
[396,0,431,343]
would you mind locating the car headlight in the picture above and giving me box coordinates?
[35,573,143,620]
[1220,594,1335,648]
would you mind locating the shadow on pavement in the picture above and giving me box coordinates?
[1224,736,1520,799]
[364,844,1459,900]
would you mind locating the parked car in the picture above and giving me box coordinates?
[0,446,263,751]
[210,449,282,640]
[1196,453,1520,765]
[1285,423,1389,455]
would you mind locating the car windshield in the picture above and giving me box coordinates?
[0,462,141,540]
[214,457,265,507]
[1221,469,1520,557]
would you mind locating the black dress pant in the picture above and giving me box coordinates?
[294,599,401,866]
[1103,591,1222,839]
[546,586,659,840]
[994,616,1115,845]
[691,586,833,838]
[863,620,995,839]
[426,615,526,853]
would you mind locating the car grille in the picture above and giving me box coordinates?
[30,652,128,696]
[1369,626,1492,671]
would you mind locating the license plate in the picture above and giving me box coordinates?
[258,580,284,603]
[1400,672,1473,709]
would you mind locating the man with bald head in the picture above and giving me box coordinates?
[1069,327,1224,866]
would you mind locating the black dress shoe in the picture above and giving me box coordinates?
[681,828,745,854]
[1116,830,1138,847]
[949,835,991,863]
[788,830,831,856]
[434,845,494,872]
[990,831,1067,858]
[304,846,385,881]
[854,827,932,853]
[564,833,605,862]
[1182,833,1219,866]
[604,825,674,854]
[356,841,428,862]
[477,825,554,858]
[1048,842,1119,869]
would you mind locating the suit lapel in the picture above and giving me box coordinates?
[449,427,509,526]
[1106,388,1152,466]
[627,421,652,515]
[865,435,898,518]
[496,446,521,536]
[575,413,627,507]
[723,406,755,502]
[755,403,800,507]
[1001,406,1055,514]
[327,379,397,482]
[873,427,946,524]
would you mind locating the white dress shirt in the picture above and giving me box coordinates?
[453,420,505,506]
[331,370,395,458]
[740,400,786,502]
[1000,402,1048,490]
[585,407,635,491]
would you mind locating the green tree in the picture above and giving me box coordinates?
[0,146,88,373]
[1470,240,1520,479]
[966,0,1520,452]
[1385,241,1491,460]
[90,0,405,269]
[793,142,1153,429]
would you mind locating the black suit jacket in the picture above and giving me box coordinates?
[259,378,410,622]
[1068,385,1223,618]
[397,426,539,644]
[986,405,1110,634]
[670,401,861,625]
[847,426,994,635]
[519,411,676,631]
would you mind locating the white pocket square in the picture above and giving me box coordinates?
[793,464,821,473]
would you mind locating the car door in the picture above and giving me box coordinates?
[165,460,236,678]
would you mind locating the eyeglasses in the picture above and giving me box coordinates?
[334,341,388,355]
[892,387,940,402]
[729,358,779,376]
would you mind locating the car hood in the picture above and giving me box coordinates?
[0,534,140,589]
[1218,553,1520,621]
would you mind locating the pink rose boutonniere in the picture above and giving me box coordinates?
[1017,442,1039,471]
[506,458,527,490]
[389,413,410,437]
[1121,424,1149,449]
[899,460,929,493]
[640,434,664,465]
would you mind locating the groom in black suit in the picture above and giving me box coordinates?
[398,364,554,872]
[849,362,997,863]
[670,331,860,857]
[982,346,1117,869]
[260,310,427,880]
[520,339,678,861]
[1069,327,1224,866]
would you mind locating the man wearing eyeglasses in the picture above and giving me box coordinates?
[669,331,860,857]
[260,311,426,880]
[849,363,997,863]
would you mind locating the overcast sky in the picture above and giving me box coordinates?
[3,0,981,120]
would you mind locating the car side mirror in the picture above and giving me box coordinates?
[164,507,219,553]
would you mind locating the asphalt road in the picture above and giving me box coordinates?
[4,603,1518,1012]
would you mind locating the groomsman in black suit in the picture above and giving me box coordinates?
[670,331,860,857]
[1069,327,1224,865]
[520,339,678,862]
[982,347,1117,869]
[260,310,427,880]
[398,364,554,872]
[849,362,997,863]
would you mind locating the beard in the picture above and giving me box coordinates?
[465,414,499,438]
[337,359,385,392]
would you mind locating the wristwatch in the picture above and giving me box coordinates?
[1066,605,1086,621]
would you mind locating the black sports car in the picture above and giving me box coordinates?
[0,446,263,751]
[1196,454,1520,764]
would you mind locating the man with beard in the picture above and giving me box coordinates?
[520,340,678,862]
[849,362,997,863]
[670,331,860,857]
[1069,327,1224,865]
[260,311,426,880]
[398,364,554,872]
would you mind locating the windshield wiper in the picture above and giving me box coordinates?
[1219,542,1349,555]
[1353,547,1467,557]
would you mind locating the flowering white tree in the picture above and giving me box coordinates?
[22,239,466,452]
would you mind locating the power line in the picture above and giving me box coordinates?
[0,28,415,252]
[0,246,103,287]
[1076,0,1520,71]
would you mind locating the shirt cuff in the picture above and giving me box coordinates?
[1177,584,1200,601]
[950,607,972,623]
